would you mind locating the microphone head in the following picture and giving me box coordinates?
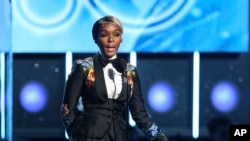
[118,58,127,71]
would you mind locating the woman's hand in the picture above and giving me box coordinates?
[143,123,169,141]
[61,104,69,117]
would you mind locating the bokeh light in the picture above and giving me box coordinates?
[148,82,175,113]
[20,81,48,113]
[211,81,238,112]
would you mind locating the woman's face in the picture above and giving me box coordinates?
[96,21,122,58]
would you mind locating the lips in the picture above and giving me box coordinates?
[106,46,116,52]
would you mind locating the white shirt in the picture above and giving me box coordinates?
[103,63,123,99]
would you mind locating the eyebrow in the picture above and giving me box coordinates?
[99,29,122,32]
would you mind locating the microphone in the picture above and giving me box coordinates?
[118,58,127,75]
[118,58,130,141]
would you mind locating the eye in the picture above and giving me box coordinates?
[114,33,120,37]
[100,34,108,37]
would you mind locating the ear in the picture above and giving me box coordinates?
[120,38,123,43]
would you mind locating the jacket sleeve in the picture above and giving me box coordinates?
[128,67,153,129]
[128,66,169,141]
[61,61,84,129]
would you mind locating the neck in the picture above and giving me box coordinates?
[99,51,117,60]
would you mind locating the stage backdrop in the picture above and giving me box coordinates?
[0,0,11,52]
[12,0,248,53]
[12,54,65,139]
[199,53,250,136]
[137,53,193,137]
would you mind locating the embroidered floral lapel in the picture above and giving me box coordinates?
[124,63,136,100]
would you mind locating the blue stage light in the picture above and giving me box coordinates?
[20,81,48,113]
[147,82,175,113]
[211,81,238,112]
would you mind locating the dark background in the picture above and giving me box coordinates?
[7,52,250,141]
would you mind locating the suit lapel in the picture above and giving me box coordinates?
[117,74,130,101]
[93,54,109,101]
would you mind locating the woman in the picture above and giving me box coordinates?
[61,15,168,141]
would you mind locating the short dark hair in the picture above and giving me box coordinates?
[92,15,123,43]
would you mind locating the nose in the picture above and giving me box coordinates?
[108,35,114,42]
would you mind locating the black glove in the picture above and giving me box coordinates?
[62,117,74,137]
[151,131,169,141]
[143,123,169,141]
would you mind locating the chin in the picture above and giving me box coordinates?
[105,52,116,58]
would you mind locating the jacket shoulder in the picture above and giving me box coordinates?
[74,57,93,67]
[72,57,94,73]
[126,63,137,71]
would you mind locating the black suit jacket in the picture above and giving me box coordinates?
[62,54,153,139]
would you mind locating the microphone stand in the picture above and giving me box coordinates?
[118,57,130,141]
[125,70,129,141]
